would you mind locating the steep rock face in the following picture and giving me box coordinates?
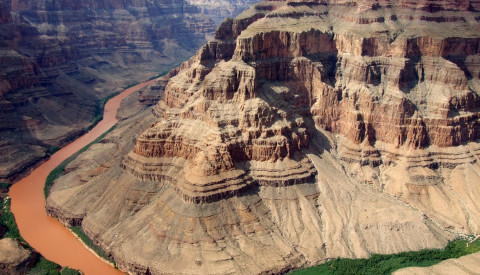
[127,0,480,204]
[47,88,451,274]
[0,0,259,181]
[124,7,317,202]
[186,0,261,24]
[47,0,480,274]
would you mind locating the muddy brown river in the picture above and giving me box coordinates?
[9,80,155,274]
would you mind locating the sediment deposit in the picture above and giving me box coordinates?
[47,0,480,274]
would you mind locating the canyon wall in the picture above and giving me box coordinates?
[186,0,261,24]
[47,0,480,274]
[0,0,258,181]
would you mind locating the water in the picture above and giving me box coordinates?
[9,80,155,274]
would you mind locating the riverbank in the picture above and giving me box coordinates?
[8,79,155,275]
[1,91,123,185]
[69,226,116,268]
[1,187,81,274]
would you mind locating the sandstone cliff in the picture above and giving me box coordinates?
[0,0,259,181]
[47,0,480,274]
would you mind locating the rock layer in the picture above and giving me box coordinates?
[125,0,480,204]
[47,0,480,274]
[186,0,261,24]
[0,0,258,181]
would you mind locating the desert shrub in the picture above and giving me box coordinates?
[71,226,115,266]
[61,267,81,275]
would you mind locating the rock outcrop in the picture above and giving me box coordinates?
[0,238,37,274]
[47,0,480,274]
[186,0,261,24]
[0,0,259,181]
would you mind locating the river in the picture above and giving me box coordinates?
[9,79,155,275]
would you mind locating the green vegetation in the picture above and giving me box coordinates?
[4,74,155,274]
[26,258,80,275]
[1,182,25,242]
[44,125,116,198]
[27,256,81,275]
[47,146,61,156]
[290,237,480,275]
[27,256,60,275]
[0,152,107,275]
[60,267,81,275]
[148,70,169,80]
[38,126,119,265]
[71,226,115,266]
[123,82,139,89]
[43,91,121,158]
[89,92,121,127]
[1,195,23,240]
[0,182,9,190]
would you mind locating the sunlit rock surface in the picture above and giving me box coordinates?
[48,0,480,274]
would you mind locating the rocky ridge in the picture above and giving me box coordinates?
[47,0,480,274]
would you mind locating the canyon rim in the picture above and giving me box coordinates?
[34,0,480,274]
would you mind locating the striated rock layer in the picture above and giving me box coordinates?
[47,90,452,274]
[0,0,258,181]
[186,0,261,24]
[48,0,480,274]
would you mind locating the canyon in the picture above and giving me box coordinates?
[43,0,480,274]
[0,0,259,273]
[0,0,257,182]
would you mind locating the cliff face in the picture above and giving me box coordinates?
[186,0,261,24]
[127,0,480,202]
[47,0,480,274]
[0,0,258,181]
